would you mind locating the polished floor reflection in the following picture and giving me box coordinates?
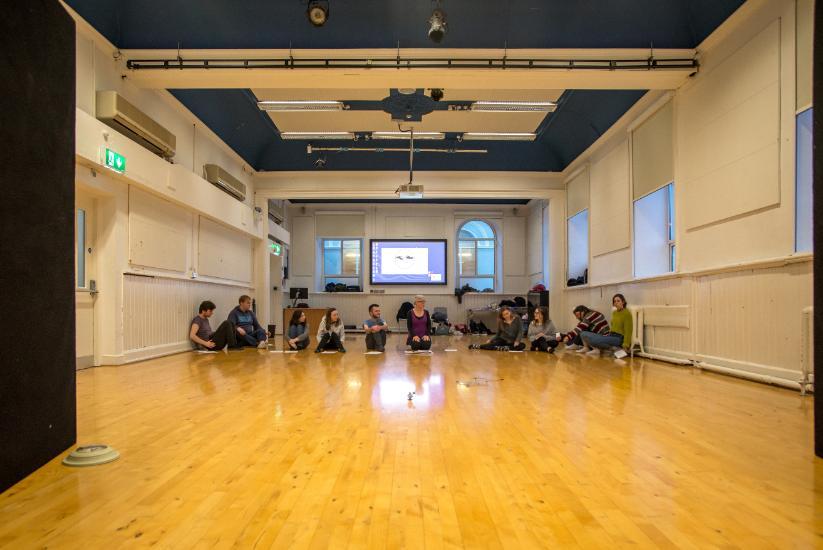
[0,335,820,548]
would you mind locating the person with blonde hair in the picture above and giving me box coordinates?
[406,295,432,352]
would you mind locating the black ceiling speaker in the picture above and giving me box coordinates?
[428,8,447,43]
[307,0,329,27]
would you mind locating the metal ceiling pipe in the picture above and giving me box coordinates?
[306,146,487,153]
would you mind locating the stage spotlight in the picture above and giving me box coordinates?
[307,1,329,27]
[428,9,447,43]
[430,88,444,101]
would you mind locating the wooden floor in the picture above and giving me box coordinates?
[1,335,821,549]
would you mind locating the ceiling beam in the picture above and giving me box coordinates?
[121,48,696,90]
[253,171,564,199]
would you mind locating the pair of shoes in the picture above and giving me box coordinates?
[585,348,601,357]
[468,344,479,350]
[575,346,590,353]
[257,340,268,349]
[565,344,581,351]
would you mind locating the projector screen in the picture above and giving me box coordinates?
[370,239,447,285]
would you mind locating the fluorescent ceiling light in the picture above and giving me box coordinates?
[462,132,536,141]
[371,131,445,140]
[469,101,556,112]
[280,132,354,140]
[258,100,344,112]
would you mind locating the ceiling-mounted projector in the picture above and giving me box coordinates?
[397,184,424,199]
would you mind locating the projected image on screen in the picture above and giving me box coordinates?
[370,240,447,285]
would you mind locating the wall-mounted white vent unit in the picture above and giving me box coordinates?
[203,164,246,202]
[397,184,424,199]
[269,199,286,224]
[95,91,176,159]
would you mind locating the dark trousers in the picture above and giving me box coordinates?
[317,332,343,351]
[409,338,432,351]
[530,336,558,352]
[210,321,237,349]
[479,336,525,351]
[365,330,387,350]
[238,327,267,347]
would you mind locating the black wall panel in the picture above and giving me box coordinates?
[814,0,822,458]
[0,2,77,491]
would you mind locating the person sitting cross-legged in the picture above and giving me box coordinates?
[471,306,526,351]
[190,300,237,352]
[528,306,559,353]
[228,295,269,349]
[363,304,388,352]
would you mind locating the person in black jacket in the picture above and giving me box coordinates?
[406,295,432,352]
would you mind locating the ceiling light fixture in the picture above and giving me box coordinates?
[462,132,537,141]
[428,7,447,43]
[469,101,557,112]
[372,131,445,140]
[280,132,354,140]
[306,0,329,26]
[258,100,344,111]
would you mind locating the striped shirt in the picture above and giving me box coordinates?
[566,310,609,340]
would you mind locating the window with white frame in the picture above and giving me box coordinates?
[634,183,675,278]
[796,108,813,253]
[457,220,495,291]
[321,238,362,289]
[567,209,589,284]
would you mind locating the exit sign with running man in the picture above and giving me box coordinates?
[104,148,126,173]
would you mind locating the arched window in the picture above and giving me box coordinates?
[457,220,496,291]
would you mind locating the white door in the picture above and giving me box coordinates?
[75,191,96,369]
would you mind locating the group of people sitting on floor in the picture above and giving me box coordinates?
[190,292,633,359]
[190,295,270,351]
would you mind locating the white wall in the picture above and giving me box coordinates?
[557,0,814,384]
[71,18,278,364]
[288,203,531,293]
[74,29,255,207]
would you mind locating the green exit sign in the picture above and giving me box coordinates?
[104,148,126,173]
[269,242,282,256]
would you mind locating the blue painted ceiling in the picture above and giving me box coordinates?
[169,88,647,171]
[66,0,744,172]
[65,0,743,50]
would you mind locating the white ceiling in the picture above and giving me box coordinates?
[253,88,563,133]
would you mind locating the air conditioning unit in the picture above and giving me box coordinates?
[203,164,247,202]
[95,91,176,159]
[269,199,286,224]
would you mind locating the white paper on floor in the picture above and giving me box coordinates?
[269,350,284,353]
[405,350,433,354]
[508,350,525,353]
[195,350,217,354]
[365,351,383,355]
[284,350,298,354]
[444,349,458,352]
[321,351,338,354]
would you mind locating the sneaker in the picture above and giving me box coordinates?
[575,346,589,353]
[468,344,479,350]
[586,348,601,357]
[257,340,268,349]
[613,349,628,359]
[338,346,347,353]
[565,344,581,351]
[314,347,322,353]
